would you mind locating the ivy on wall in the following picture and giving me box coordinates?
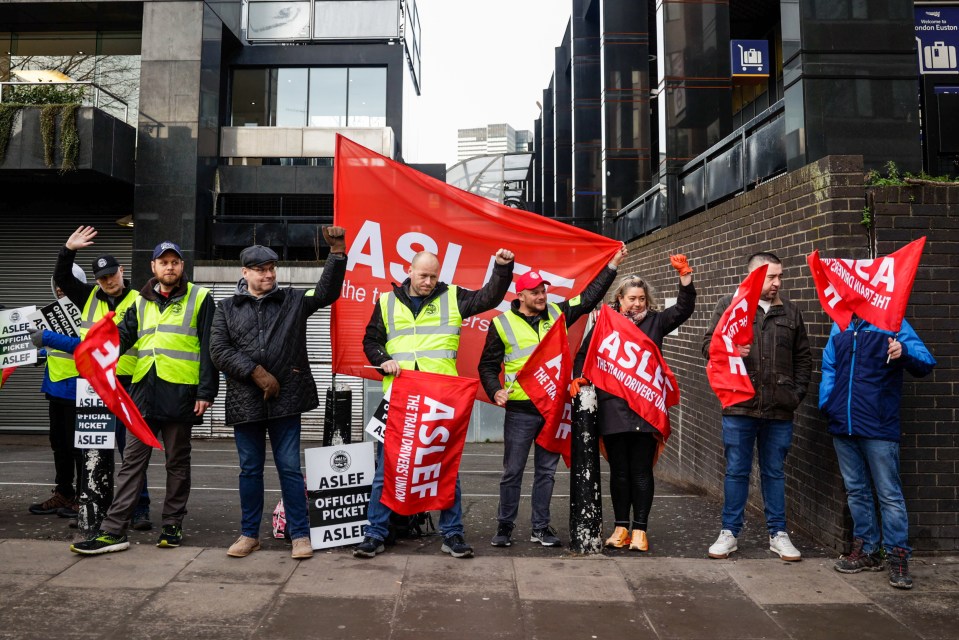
[0,83,86,172]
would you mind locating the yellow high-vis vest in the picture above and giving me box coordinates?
[379,286,462,391]
[46,347,79,382]
[81,288,139,377]
[132,282,209,385]
[492,303,562,401]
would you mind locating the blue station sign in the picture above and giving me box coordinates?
[916,7,959,75]
[730,39,769,78]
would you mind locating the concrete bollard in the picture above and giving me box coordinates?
[569,384,603,554]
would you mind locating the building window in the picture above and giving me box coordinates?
[231,66,386,128]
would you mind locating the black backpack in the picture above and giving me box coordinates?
[386,512,435,544]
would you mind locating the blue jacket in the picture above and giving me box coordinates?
[39,331,82,402]
[819,319,935,441]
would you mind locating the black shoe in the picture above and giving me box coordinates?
[888,547,913,589]
[353,536,385,558]
[834,538,884,574]
[441,534,474,559]
[57,502,79,519]
[157,524,182,548]
[70,531,129,555]
[131,508,153,531]
[530,525,562,547]
[490,522,514,547]
[29,491,73,515]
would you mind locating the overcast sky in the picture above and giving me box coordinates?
[405,0,571,167]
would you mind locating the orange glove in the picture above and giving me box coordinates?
[569,377,589,396]
[670,254,693,277]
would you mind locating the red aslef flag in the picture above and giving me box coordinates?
[381,370,478,516]
[583,306,679,441]
[515,316,573,468]
[807,237,925,332]
[332,134,621,401]
[706,265,768,408]
[73,312,162,449]
[0,367,13,388]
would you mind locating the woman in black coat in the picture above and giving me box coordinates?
[574,256,695,552]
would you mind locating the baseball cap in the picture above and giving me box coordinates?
[152,241,183,260]
[92,255,120,279]
[240,245,279,267]
[515,270,551,292]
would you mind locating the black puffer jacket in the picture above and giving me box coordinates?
[210,255,346,426]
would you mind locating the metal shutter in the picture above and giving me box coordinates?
[0,213,133,432]
[194,266,365,442]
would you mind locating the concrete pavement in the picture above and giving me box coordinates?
[1,435,957,639]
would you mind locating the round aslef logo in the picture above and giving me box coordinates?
[10,311,20,322]
[98,258,107,268]
[330,451,351,472]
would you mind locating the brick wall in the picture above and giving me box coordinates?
[616,155,958,553]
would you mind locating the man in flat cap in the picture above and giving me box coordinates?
[210,226,347,560]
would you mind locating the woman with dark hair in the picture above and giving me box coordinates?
[574,256,696,551]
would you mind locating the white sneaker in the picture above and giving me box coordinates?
[708,529,738,559]
[769,531,802,562]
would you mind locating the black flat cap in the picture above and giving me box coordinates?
[240,245,279,267]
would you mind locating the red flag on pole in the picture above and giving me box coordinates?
[582,306,679,441]
[807,237,925,332]
[73,312,162,449]
[706,265,768,408]
[381,370,478,516]
[332,135,621,400]
[0,367,13,388]
[515,316,573,468]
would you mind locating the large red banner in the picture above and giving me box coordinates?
[807,237,925,333]
[332,135,621,399]
[706,265,768,408]
[381,370,478,516]
[515,316,573,467]
[582,306,679,441]
[73,312,161,449]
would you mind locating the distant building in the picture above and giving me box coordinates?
[457,123,532,161]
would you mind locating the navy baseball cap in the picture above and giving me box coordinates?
[152,241,183,260]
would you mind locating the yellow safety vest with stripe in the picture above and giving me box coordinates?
[46,345,79,382]
[492,303,562,401]
[132,282,209,385]
[81,287,140,377]
[379,286,462,391]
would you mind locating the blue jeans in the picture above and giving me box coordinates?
[363,442,464,542]
[832,436,910,555]
[721,416,792,537]
[497,410,560,529]
[234,414,309,540]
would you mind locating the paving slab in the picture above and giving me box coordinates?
[0,538,81,575]
[257,594,395,640]
[616,557,741,598]
[0,584,151,639]
[177,547,299,584]
[0,571,50,593]
[521,600,658,640]
[49,543,202,589]
[642,593,783,639]
[285,552,408,598]
[835,556,959,595]
[403,555,516,595]
[141,580,280,628]
[870,592,959,640]
[514,556,632,602]
[724,558,870,605]
[768,604,922,640]
[394,589,522,635]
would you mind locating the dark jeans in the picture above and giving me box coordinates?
[116,426,151,510]
[497,410,560,529]
[604,431,657,530]
[48,400,81,499]
[234,414,309,540]
[102,419,193,535]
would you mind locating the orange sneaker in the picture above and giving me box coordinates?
[629,529,649,552]
[605,526,630,548]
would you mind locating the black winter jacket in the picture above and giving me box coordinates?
[479,265,619,412]
[574,281,696,436]
[210,255,346,426]
[702,293,811,420]
[117,278,218,423]
[363,260,514,368]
